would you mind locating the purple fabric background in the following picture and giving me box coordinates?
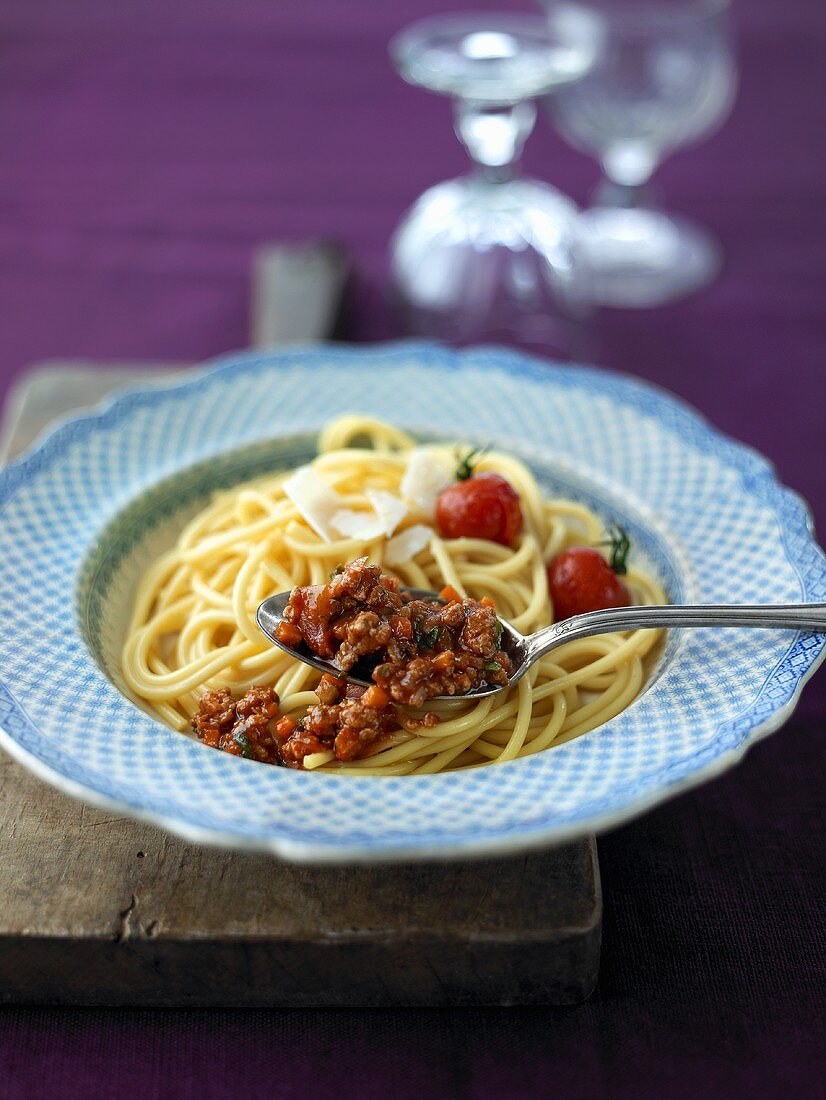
[0,1,824,1096]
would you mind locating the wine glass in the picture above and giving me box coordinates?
[542,0,737,308]
[388,14,597,353]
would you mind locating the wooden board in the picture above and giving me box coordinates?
[0,753,601,1006]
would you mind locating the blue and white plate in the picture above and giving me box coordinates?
[0,343,824,862]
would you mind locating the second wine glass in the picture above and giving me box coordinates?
[543,0,737,308]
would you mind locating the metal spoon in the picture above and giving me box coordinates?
[256,590,826,704]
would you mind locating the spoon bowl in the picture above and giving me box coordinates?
[256,587,527,703]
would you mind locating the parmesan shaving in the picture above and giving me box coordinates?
[282,467,342,542]
[330,490,408,541]
[330,509,385,541]
[384,524,434,566]
[400,448,453,515]
[365,489,408,537]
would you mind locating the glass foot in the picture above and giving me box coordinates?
[577,207,722,308]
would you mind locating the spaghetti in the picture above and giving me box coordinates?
[122,415,665,773]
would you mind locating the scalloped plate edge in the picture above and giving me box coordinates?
[1,644,822,864]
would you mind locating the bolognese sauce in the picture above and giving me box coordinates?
[193,558,512,768]
[278,558,512,706]
[192,678,408,768]
[193,686,282,765]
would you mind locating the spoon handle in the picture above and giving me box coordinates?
[527,603,826,662]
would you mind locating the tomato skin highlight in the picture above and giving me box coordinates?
[435,473,523,548]
[547,547,631,622]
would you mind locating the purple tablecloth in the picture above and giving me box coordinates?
[0,1,824,1096]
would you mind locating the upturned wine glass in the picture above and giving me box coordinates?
[388,14,597,353]
[543,0,737,308]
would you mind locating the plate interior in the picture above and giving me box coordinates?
[79,430,686,727]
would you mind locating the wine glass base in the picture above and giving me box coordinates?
[578,207,722,308]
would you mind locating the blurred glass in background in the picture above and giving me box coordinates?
[543,0,737,307]
[388,1,738,350]
[388,14,596,356]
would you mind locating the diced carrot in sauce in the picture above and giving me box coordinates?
[431,651,453,671]
[362,685,390,709]
[274,715,297,740]
[439,585,462,603]
[316,673,343,690]
[390,614,413,639]
[480,597,496,609]
[275,621,303,647]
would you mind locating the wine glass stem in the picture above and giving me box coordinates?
[453,99,536,183]
[599,142,659,207]
[595,178,650,210]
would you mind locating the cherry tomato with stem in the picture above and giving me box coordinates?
[435,448,523,548]
[547,525,631,621]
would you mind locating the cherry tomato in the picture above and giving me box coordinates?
[436,472,523,548]
[547,547,630,621]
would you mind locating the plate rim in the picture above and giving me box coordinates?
[0,671,819,863]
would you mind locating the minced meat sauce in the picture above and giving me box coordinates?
[193,558,511,768]
[277,558,512,706]
[193,686,282,764]
[192,679,407,767]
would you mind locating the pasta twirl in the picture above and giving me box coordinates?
[122,416,665,773]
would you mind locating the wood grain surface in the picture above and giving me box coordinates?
[0,754,601,1006]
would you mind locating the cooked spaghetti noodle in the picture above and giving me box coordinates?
[122,416,665,773]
